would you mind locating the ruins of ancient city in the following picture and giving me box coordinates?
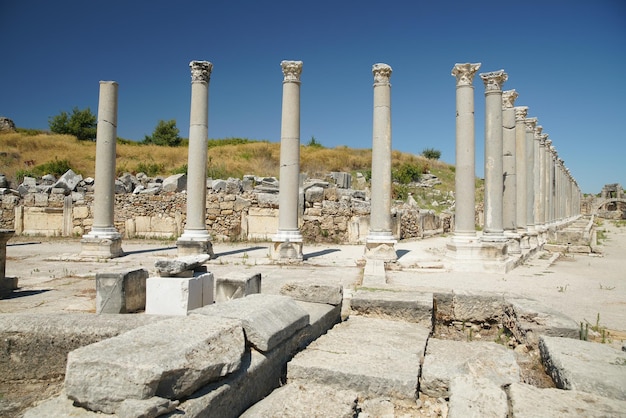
[0,60,625,417]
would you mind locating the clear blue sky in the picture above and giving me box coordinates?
[1,0,624,194]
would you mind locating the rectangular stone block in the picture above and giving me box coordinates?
[215,272,261,302]
[192,294,309,352]
[287,316,429,400]
[145,272,214,316]
[65,315,245,414]
[280,282,343,306]
[96,268,148,314]
[0,313,164,382]
[350,289,432,325]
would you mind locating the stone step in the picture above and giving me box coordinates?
[287,316,430,400]
[350,288,433,325]
[420,338,520,398]
[539,335,626,400]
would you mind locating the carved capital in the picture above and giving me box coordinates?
[480,70,508,93]
[281,60,303,83]
[502,90,518,108]
[534,125,543,139]
[451,63,481,86]
[524,117,537,131]
[372,63,393,84]
[514,106,528,121]
[189,61,213,83]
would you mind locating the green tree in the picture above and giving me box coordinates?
[143,119,182,146]
[48,107,97,141]
[307,136,323,148]
[422,147,441,160]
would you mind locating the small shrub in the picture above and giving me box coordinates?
[392,183,409,200]
[422,147,441,160]
[393,162,421,184]
[135,162,164,177]
[171,164,188,175]
[33,158,73,177]
[15,169,36,183]
[307,136,324,148]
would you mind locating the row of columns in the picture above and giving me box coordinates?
[82,60,398,262]
[449,63,582,268]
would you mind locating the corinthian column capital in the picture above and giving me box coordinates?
[515,106,528,121]
[502,90,519,108]
[451,63,481,86]
[281,60,303,83]
[480,70,508,93]
[372,63,392,84]
[524,117,537,132]
[534,125,543,139]
[189,61,213,83]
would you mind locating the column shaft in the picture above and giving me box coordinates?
[514,107,528,231]
[502,90,518,233]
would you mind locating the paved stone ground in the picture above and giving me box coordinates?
[1,219,625,416]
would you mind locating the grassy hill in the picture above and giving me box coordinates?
[0,130,463,211]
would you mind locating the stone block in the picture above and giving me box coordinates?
[305,186,325,203]
[72,205,89,219]
[0,313,164,382]
[117,396,179,418]
[215,272,261,302]
[53,169,83,192]
[154,254,211,276]
[145,273,214,316]
[193,294,309,352]
[65,315,245,414]
[420,339,520,398]
[503,298,579,346]
[287,316,429,400]
[447,375,508,418]
[162,173,187,192]
[539,335,626,400]
[96,268,148,314]
[280,281,343,306]
[507,382,626,418]
[350,289,432,325]
[240,383,358,417]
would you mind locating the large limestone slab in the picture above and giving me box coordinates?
[65,315,245,414]
[287,316,429,400]
[503,298,579,346]
[192,293,309,352]
[154,254,211,276]
[507,382,626,418]
[420,339,520,398]
[539,335,626,400]
[350,289,432,325]
[280,281,343,306]
[96,268,148,314]
[0,313,164,382]
[215,272,261,302]
[433,290,505,325]
[240,383,358,417]
[145,273,214,316]
[447,375,508,418]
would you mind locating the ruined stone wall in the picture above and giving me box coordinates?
[1,186,451,242]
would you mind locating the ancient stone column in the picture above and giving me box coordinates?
[365,63,397,261]
[271,60,304,261]
[0,229,17,293]
[502,90,518,232]
[177,61,214,257]
[524,117,538,247]
[543,137,553,229]
[480,70,508,242]
[450,63,481,243]
[81,81,123,258]
[534,127,546,236]
[514,107,528,234]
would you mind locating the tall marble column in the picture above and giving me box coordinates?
[547,141,555,227]
[543,137,552,229]
[365,63,397,261]
[534,127,546,237]
[177,61,214,257]
[450,63,481,243]
[271,60,304,261]
[502,90,518,234]
[514,107,528,235]
[524,117,538,248]
[480,70,508,242]
[81,81,123,258]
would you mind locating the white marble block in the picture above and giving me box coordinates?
[146,272,214,315]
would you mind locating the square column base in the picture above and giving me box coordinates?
[215,273,262,302]
[80,235,123,259]
[504,231,522,255]
[176,238,214,258]
[270,241,304,262]
[0,277,19,294]
[145,272,214,316]
[446,240,518,273]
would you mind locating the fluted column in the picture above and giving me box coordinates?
[515,107,528,234]
[502,90,518,235]
[177,61,214,256]
[480,70,508,241]
[271,60,304,261]
[81,81,123,258]
[365,63,397,261]
[451,63,481,243]
[524,117,538,247]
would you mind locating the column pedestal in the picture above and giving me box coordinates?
[0,230,18,293]
[270,230,303,262]
[364,231,398,262]
[81,231,123,259]
[176,230,214,257]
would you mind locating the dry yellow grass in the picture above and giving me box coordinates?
[0,132,455,191]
